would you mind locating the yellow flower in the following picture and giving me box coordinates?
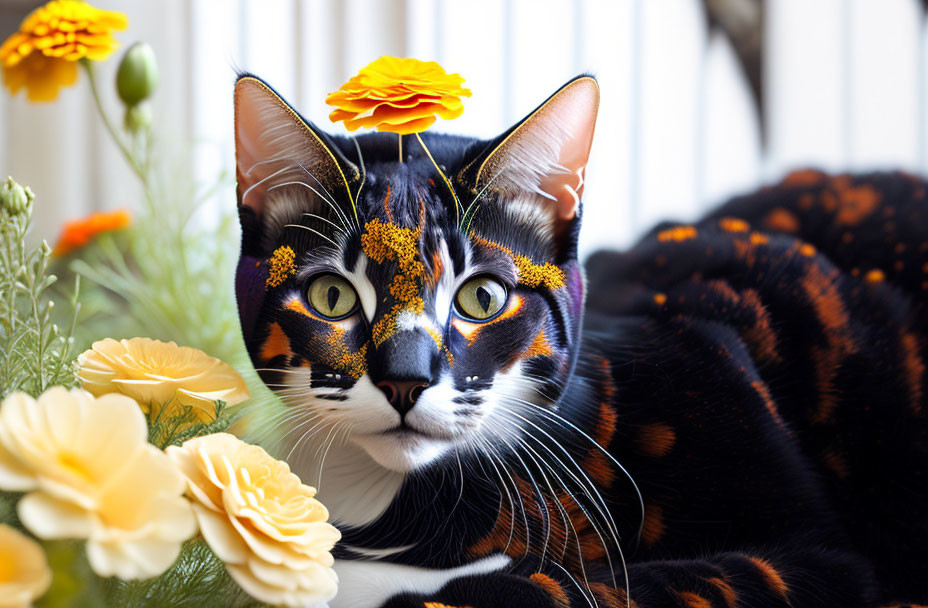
[0,388,197,580]
[77,338,250,423]
[166,434,340,606]
[0,0,127,102]
[326,56,471,135]
[0,524,51,608]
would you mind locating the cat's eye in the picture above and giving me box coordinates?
[455,276,508,321]
[305,274,359,320]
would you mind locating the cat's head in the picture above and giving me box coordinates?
[234,74,598,472]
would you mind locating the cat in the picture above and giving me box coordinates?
[233,73,928,608]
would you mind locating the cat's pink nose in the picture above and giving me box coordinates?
[376,379,429,415]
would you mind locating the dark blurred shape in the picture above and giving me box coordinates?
[703,0,764,138]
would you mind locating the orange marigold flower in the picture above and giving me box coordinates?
[326,56,471,135]
[0,0,128,102]
[53,208,130,256]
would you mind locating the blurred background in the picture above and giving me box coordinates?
[0,0,925,258]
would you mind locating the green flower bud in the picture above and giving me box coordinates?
[123,102,153,133]
[116,42,159,107]
[0,176,35,215]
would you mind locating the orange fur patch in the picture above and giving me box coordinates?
[675,591,713,608]
[822,448,849,479]
[719,217,749,233]
[657,226,698,242]
[706,577,739,608]
[747,556,789,599]
[764,208,800,233]
[467,476,607,569]
[800,263,857,423]
[590,583,638,608]
[900,332,924,415]
[752,380,786,428]
[637,423,676,457]
[530,573,570,607]
[641,504,666,546]
[260,323,291,362]
[831,175,880,225]
[521,328,553,360]
[782,168,826,186]
[741,288,782,364]
[383,185,392,221]
[583,450,615,486]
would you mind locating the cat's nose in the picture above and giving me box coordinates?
[376,379,429,415]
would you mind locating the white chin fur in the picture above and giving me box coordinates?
[351,432,453,472]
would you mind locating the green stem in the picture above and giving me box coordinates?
[81,60,149,188]
[398,134,403,163]
[414,132,461,223]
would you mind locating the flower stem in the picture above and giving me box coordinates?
[414,133,461,222]
[398,134,403,163]
[82,60,149,187]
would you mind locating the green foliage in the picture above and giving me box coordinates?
[100,541,269,608]
[0,177,80,398]
[145,399,237,450]
[34,540,268,608]
[64,163,245,366]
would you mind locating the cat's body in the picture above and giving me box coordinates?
[234,75,927,607]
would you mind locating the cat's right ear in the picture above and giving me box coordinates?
[234,75,359,218]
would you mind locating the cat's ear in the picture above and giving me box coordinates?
[234,75,359,216]
[458,75,599,222]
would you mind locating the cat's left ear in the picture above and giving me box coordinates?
[458,75,599,223]
[233,75,359,217]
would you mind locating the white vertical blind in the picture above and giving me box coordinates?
[766,0,848,175]
[846,0,920,170]
[1,0,926,256]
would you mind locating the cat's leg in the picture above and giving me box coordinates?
[376,546,875,608]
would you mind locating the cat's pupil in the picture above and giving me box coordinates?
[327,286,340,311]
[476,286,492,313]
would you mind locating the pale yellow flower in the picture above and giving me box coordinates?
[167,434,340,606]
[77,337,250,423]
[0,524,51,608]
[0,388,197,580]
[0,0,128,102]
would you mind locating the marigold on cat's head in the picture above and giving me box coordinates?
[0,0,127,102]
[326,56,471,135]
[52,208,131,256]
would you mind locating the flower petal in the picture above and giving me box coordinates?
[18,492,94,539]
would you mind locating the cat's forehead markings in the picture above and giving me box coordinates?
[361,217,427,347]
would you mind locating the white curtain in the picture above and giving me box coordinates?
[1,0,924,257]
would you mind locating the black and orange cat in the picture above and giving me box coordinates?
[234,74,928,607]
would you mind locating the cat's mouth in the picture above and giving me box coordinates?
[377,425,450,442]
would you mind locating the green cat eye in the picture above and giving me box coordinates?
[455,276,508,321]
[306,274,359,320]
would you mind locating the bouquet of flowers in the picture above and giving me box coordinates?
[0,2,339,606]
